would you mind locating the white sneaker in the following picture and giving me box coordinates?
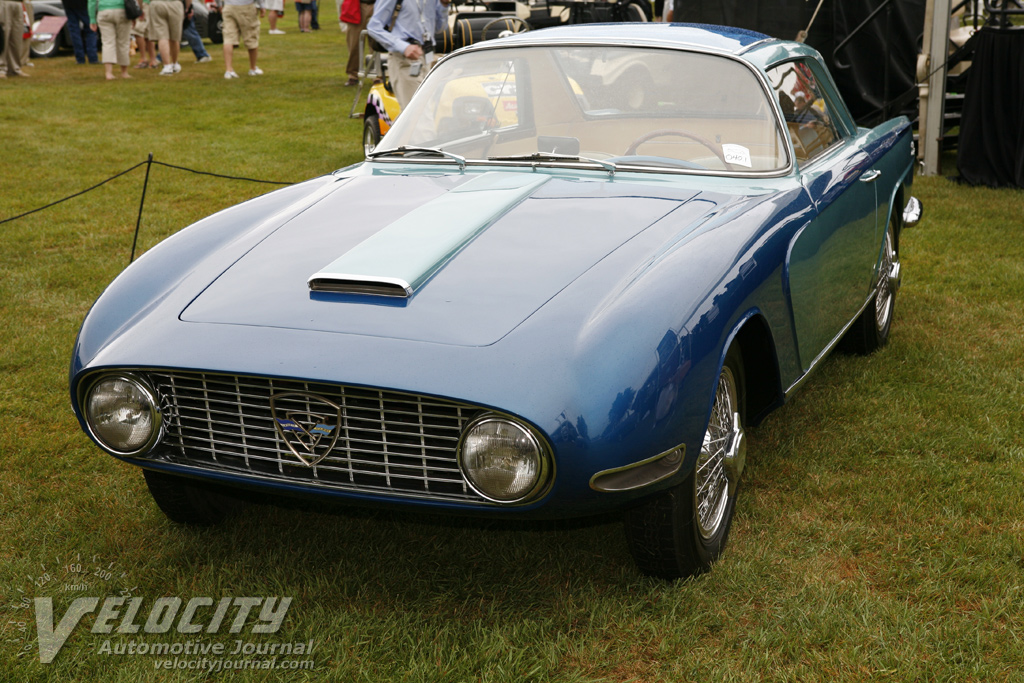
[159,64,175,75]
[248,67,263,76]
[224,70,239,79]
[197,56,212,63]
[269,29,285,34]
[172,62,181,73]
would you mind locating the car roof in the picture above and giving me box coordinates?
[468,22,822,71]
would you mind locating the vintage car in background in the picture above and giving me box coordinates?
[19,0,221,58]
[71,24,920,580]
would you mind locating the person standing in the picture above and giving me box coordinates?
[265,0,284,33]
[367,0,448,108]
[89,0,132,79]
[341,0,373,86]
[62,0,99,64]
[0,0,27,77]
[294,0,311,32]
[221,0,263,78]
[181,2,211,62]
[146,0,187,75]
[21,0,33,68]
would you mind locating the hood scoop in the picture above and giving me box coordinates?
[308,172,550,297]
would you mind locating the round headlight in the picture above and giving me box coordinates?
[458,416,548,503]
[84,375,161,455]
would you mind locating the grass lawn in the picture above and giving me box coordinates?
[1,18,1023,682]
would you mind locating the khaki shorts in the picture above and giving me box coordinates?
[147,0,184,42]
[132,15,147,38]
[223,3,260,50]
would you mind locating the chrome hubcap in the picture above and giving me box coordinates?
[874,225,897,332]
[696,365,743,540]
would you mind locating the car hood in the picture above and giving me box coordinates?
[181,170,732,346]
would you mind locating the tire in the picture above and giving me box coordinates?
[30,17,63,58]
[363,114,381,156]
[208,11,224,45]
[623,0,650,22]
[624,346,746,580]
[143,469,243,525]
[840,216,899,355]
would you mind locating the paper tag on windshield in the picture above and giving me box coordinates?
[722,144,752,168]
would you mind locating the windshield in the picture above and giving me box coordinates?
[373,45,789,174]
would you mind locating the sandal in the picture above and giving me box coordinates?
[134,61,151,69]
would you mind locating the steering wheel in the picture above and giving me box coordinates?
[624,130,731,169]
[481,16,531,39]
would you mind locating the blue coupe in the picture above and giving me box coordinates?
[70,23,921,579]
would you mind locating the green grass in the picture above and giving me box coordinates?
[2,24,1024,681]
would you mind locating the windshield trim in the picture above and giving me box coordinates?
[371,41,794,178]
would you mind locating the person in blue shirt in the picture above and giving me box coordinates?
[367,0,449,108]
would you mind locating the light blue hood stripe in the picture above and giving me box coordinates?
[308,172,550,296]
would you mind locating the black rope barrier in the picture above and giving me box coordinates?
[0,154,299,265]
[0,160,150,226]
[149,160,296,186]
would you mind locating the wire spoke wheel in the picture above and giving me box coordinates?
[623,346,745,580]
[695,365,738,540]
[874,223,896,333]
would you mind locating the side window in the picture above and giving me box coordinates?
[766,60,843,164]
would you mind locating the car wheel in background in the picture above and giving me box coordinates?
[363,114,381,156]
[624,346,745,580]
[840,215,899,355]
[208,10,223,44]
[30,18,63,58]
[143,469,244,525]
[625,0,650,22]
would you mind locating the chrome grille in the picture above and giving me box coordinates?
[147,371,489,503]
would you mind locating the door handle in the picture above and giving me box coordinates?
[860,169,882,183]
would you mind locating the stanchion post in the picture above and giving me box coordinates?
[130,153,154,265]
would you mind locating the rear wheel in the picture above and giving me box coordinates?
[624,346,746,579]
[143,469,243,525]
[841,216,899,355]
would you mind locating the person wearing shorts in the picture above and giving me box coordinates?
[222,0,263,78]
[294,0,311,32]
[147,0,188,75]
[132,11,157,68]
[265,0,284,33]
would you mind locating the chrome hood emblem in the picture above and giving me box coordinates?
[270,392,341,466]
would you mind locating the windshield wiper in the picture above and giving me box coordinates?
[367,146,466,170]
[487,152,617,175]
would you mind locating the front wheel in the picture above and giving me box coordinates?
[363,114,381,156]
[143,469,244,525]
[624,346,746,580]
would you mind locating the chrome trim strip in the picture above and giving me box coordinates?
[307,274,413,297]
[589,445,684,493]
